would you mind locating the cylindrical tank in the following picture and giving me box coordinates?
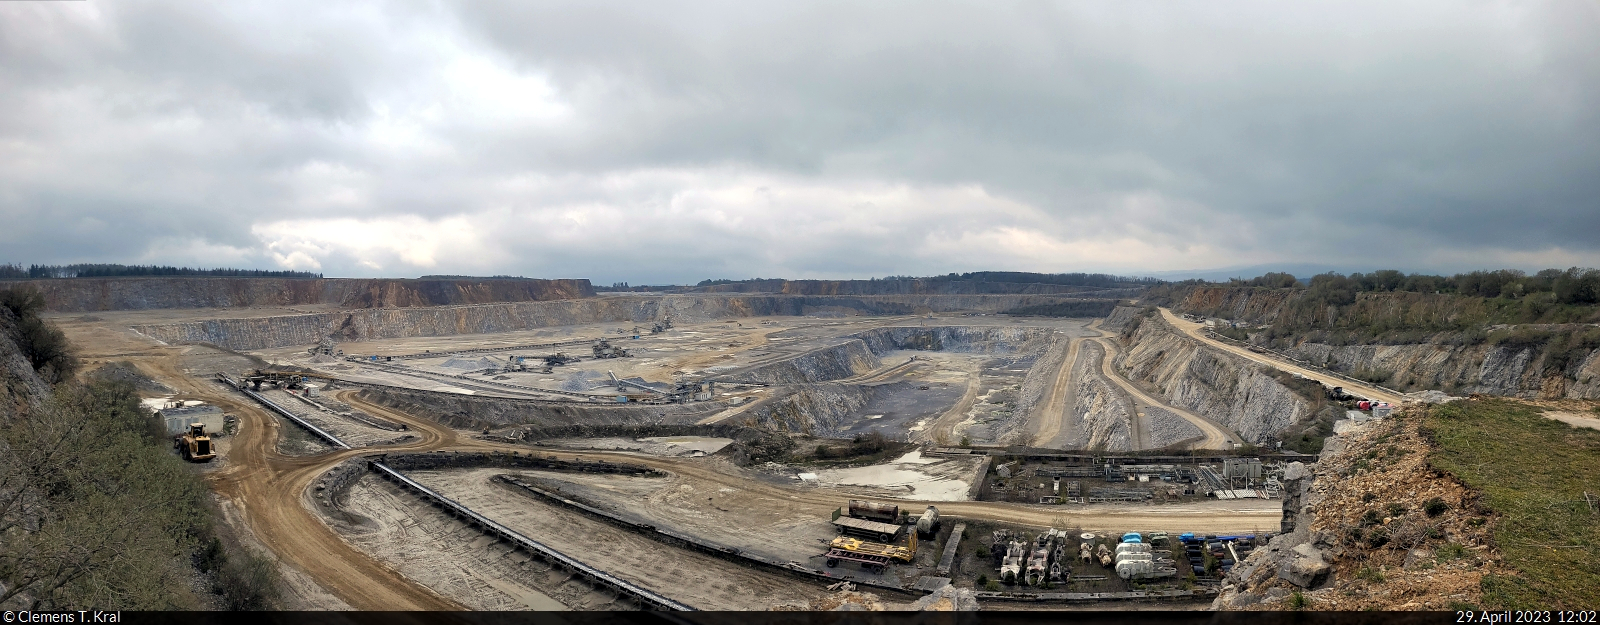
[916,506,940,537]
[1114,543,1151,557]
[1116,559,1153,579]
[849,499,900,523]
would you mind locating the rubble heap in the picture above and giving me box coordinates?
[1216,409,1502,610]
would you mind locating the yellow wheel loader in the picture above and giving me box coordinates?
[174,423,217,462]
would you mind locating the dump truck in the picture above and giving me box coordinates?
[824,534,917,574]
[174,423,217,462]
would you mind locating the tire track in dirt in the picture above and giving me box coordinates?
[204,387,466,611]
[1031,336,1084,448]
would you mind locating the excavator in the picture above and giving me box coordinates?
[174,423,217,462]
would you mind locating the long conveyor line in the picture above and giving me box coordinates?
[215,372,696,611]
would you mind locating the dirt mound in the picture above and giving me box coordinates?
[560,370,603,391]
[86,360,172,393]
[440,357,497,370]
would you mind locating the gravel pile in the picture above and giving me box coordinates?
[560,370,603,391]
[441,356,498,370]
[1145,406,1204,449]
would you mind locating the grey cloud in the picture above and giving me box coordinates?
[1,0,1597,281]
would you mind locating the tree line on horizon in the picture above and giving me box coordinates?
[1208,267,1600,306]
[0,263,320,280]
[692,271,1160,288]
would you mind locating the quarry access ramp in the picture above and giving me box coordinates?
[1157,307,1406,404]
[218,372,696,611]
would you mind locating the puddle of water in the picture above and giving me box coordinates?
[819,463,971,501]
[864,414,883,420]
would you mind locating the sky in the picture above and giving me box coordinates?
[2,1,1598,284]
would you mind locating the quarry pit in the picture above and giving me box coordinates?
[47,287,1326,611]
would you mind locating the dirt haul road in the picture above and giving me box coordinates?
[1090,336,1239,450]
[1158,307,1406,405]
[206,388,466,611]
[1030,336,1084,447]
[64,333,468,611]
[920,360,982,445]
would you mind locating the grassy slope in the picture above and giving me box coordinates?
[1425,399,1600,609]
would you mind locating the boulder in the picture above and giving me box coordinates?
[1280,543,1332,588]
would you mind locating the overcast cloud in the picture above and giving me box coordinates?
[2,1,1597,283]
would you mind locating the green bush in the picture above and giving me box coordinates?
[0,286,79,383]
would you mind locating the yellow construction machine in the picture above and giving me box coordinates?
[174,423,217,462]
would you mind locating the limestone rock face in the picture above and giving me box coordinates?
[133,294,1111,350]
[1111,311,1313,443]
[0,277,595,312]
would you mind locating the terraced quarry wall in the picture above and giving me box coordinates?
[132,295,1102,350]
[1278,340,1600,399]
[1111,312,1314,444]
[726,340,881,385]
[851,325,1055,355]
[1153,287,1600,399]
[2,277,595,312]
[739,384,876,436]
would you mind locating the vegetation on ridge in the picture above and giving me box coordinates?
[1424,399,1600,610]
[0,286,280,609]
[0,263,320,280]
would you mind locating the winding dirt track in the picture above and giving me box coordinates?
[1089,336,1239,450]
[205,389,465,611]
[1158,308,1406,404]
